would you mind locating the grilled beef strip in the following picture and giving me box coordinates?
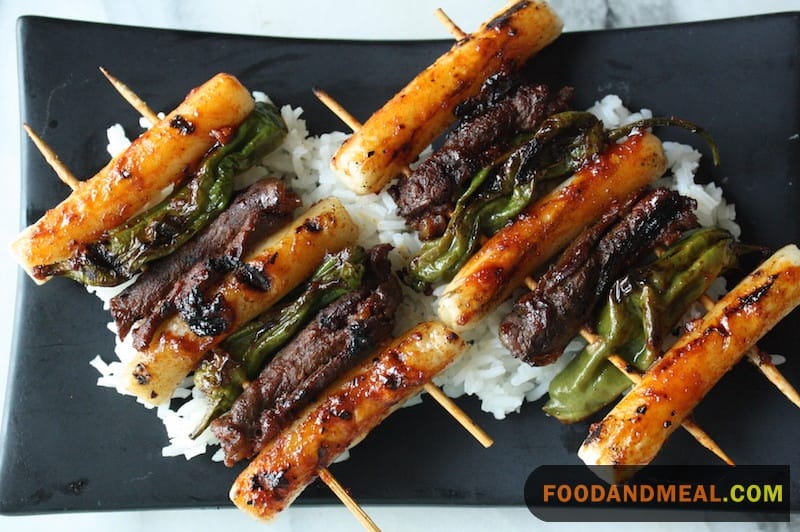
[211,244,402,466]
[109,178,301,348]
[499,188,699,365]
[389,74,573,240]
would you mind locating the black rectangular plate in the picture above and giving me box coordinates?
[2,13,799,514]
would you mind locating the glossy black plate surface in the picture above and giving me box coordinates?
[2,13,799,513]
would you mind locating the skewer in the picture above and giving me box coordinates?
[433,7,789,420]
[423,382,493,448]
[312,88,363,133]
[312,88,413,179]
[434,7,468,40]
[747,346,800,408]
[29,75,384,532]
[437,7,761,435]
[318,468,382,532]
[99,67,160,125]
[606,354,735,465]
[22,124,80,190]
[313,88,495,448]
[435,0,797,410]
[524,273,732,463]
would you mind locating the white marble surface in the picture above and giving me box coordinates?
[1,1,799,531]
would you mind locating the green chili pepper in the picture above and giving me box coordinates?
[406,112,606,289]
[190,246,367,437]
[404,111,720,291]
[40,101,287,286]
[405,166,494,289]
[609,116,720,166]
[542,228,744,423]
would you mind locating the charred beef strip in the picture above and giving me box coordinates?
[109,178,301,347]
[389,74,573,240]
[499,188,698,365]
[211,244,402,466]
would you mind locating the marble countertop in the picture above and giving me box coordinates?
[1,1,799,531]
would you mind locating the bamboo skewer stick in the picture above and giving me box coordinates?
[318,468,382,532]
[605,354,735,465]
[312,88,363,133]
[22,124,80,190]
[312,88,413,178]
[99,67,160,125]
[423,382,493,448]
[434,7,467,40]
[747,346,800,408]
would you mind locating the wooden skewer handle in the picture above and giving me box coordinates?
[23,124,80,190]
[746,348,800,408]
[318,467,382,532]
[312,88,363,133]
[434,7,468,40]
[100,66,160,125]
[424,382,494,448]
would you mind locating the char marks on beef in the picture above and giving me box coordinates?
[110,178,300,348]
[211,244,402,466]
[389,74,573,240]
[499,188,699,365]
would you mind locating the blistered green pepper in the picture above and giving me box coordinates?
[190,246,367,437]
[609,116,720,165]
[405,112,719,291]
[543,228,743,423]
[40,101,287,286]
[407,111,605,289]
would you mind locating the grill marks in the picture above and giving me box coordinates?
[110,178,301,348]
[389,74,573,240]
[499,188,699,365]
[211,245,402,466]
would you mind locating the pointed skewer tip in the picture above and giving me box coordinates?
[23,123,80,190]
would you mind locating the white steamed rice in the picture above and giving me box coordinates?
[89,92,739,460]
